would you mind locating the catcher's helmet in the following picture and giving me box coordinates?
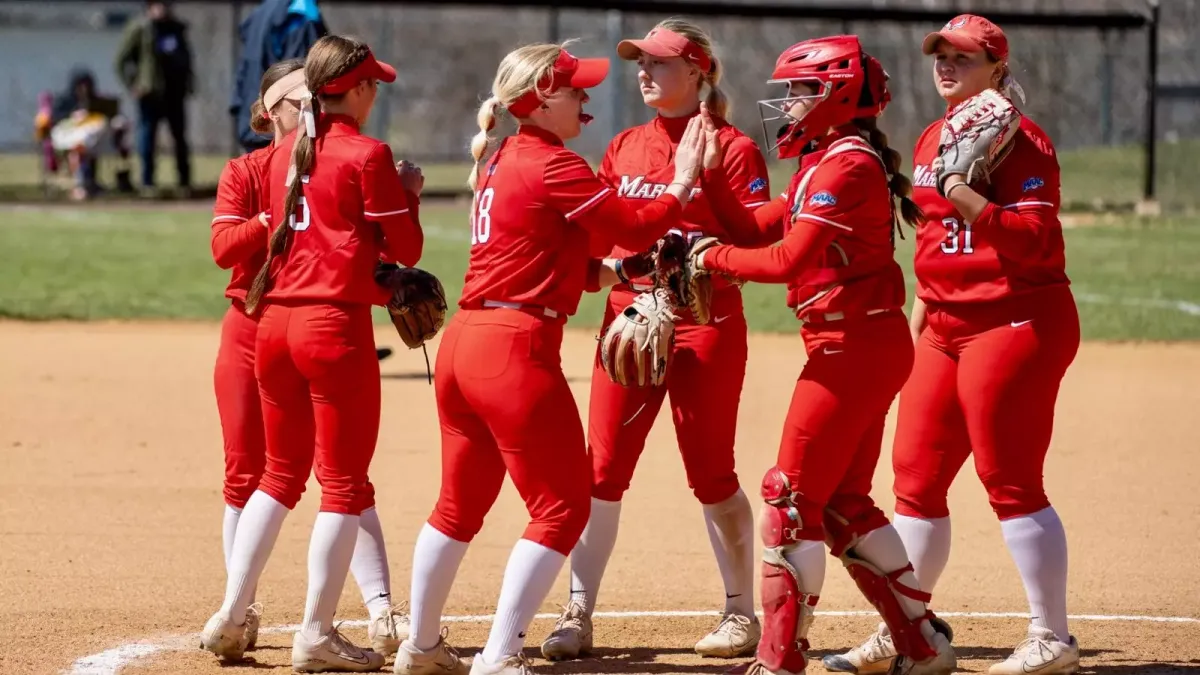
[758,35,891,159]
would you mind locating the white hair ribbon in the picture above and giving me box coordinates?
[299,89,317,138]
[1002,67,1027,106]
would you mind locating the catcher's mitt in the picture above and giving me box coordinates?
[676,236,721,325]
[599,288,679,388]
[932,88,1021,196]
[374,263,448,350]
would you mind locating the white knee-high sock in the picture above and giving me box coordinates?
[301,512,361,639]
[783,539,826,597]
[893,514,952,593]
[223,505,242,571]
[410,523,470,651]
[481,539,566,665]
[703,489,756,617]
[220,491,289,624]
[567,498,622,614]
[1000,506,1070,642]
[350,507,392,620]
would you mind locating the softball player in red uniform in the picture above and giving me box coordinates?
[209,58,410,662]
[541,19,770,661]
[201,35,424,672]
[832,15,1081,675]
[393,43,706,675]
[691,36,957,675]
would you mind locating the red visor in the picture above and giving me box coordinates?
[506,49,610,118]
[616,27,712,73]
[922,14,1009,62]
[318,50,397,96]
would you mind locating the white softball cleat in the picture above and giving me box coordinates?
[199,611,250,662]
[393,629,469,675]
[540,598,593,661]
[369,601,412,657]
[245,603,263,650]
[292,625,386,672]
[823,623,897,674]
[469,653,534,675]
[694,612,761,658]
[987,626,1080,675]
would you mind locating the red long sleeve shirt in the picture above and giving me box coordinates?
[264,115,424,305]
[458,125,684,318]
[910,115,1069,304]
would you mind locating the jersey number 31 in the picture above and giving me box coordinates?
[940,217,974,255]
[470,188,495,245]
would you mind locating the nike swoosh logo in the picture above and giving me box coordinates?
[823,348,843,355]
[332,652,372,666]
[712,315,729,324]
[1011,320,1033,328]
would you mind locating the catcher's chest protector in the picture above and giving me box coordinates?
[786,137,888,311]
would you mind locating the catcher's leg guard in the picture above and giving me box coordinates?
[825,507,944,664]
[758,467,820,674]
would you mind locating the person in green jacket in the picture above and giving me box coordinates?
[114,0,194,194]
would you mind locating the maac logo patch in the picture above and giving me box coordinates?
[809,191,837,207]
[1022,177,1045,192]
[748,177,767,194]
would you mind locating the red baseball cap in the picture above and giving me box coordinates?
[506,49,610,117]
[922,14,1009,62]
[617,27,713,73]
[319,50,396,95]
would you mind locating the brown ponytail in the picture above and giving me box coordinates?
[854,116,923,238]
[249,58,305,136]
[244,37,370,315]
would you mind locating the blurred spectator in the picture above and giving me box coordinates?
[38,68,135,200]
[230,0,328,152]
[114,0,194,195]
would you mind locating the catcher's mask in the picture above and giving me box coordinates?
[758,35,891,159]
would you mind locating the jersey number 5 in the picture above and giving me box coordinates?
[289,197,310,232]
[940,217,974,255]
[470,188,495,245]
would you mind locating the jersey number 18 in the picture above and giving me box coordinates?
[470,188,495,245]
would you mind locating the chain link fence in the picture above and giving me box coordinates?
[2,0,1197,209]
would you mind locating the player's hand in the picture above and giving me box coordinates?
[700,102,724,170]
[672,115,706,187]
[397,160,425,196]
[257,212,271,228]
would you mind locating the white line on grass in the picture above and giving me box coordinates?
[65,608,1200,675]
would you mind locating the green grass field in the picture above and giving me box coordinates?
[1,203,1197,341]
[6,137,1199,210]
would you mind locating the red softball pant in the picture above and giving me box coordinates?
[429,308,591,556]
[892,286,1080,521]
[589,287,748,505]
[214,301,266,509]
[778,312,914,541]
[254,301,380,515]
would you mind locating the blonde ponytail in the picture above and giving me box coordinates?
[704,58,730,119]
[468,96,502,190]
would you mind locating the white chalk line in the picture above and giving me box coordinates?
[66,608,1199,675]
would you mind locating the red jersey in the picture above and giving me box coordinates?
[703,130,906,320]
[265,114,423,305]
[599,111,772,264]
[211,146,271,301]
[911,115,1069,304]
[458,125,684,318]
